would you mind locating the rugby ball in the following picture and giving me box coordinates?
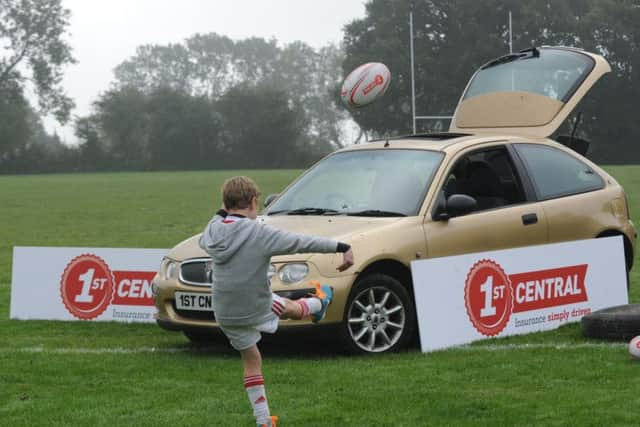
[629,335,640,359]
[340,62,391,108]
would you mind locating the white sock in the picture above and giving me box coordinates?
[244,375,270,425]
[298,297,322,317]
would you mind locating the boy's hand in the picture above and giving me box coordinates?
[337,248,354,272]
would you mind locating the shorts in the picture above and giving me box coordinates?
[219,293,285,351]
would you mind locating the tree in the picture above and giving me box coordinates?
[113,34,349,148]
[216,83,309,168]
[145,87,222,170]
[0,0,75,123]
[92,87,150,170]
[75,116,106,171]
[0,97,76,174]
[0,81,31,161]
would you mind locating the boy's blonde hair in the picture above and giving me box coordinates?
[222,176,261,210]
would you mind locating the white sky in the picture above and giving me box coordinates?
[44,0,367,143]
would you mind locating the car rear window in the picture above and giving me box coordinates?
[515,144,604,200]
[464,48,595,102]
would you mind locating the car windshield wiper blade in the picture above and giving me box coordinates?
[282,207,342,216]
[481,47,540,70]
[346,209,407,217]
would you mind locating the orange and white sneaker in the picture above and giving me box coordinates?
[258,415,278,427]
[310,281,333,323]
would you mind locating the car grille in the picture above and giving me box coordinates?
[172,302,216,322]
[179,258,212,287]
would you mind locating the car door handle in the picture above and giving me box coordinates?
[522,213,538,226]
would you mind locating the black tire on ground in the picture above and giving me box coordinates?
[339,273,416,355]
[581,304,640,341]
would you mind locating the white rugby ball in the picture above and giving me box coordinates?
[629,335,640,359]
[341,62,391,108]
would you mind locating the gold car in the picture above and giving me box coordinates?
[153,46,636,354]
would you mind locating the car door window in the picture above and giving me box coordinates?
[445,146,526,212]
[515,144,604,200]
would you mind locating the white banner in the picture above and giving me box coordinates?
[410,237,628,352]
[11,247,168,322]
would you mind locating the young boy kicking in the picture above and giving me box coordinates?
[199,176,354,427]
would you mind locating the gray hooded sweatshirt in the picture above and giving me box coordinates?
[199,211,340,326]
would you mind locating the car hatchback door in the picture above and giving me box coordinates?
[449,47,610,139]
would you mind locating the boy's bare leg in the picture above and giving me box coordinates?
[240,345,272,425]
[279,298,306,319]
[277,297,325,320]
[240,344,262,376]
[273,284,333,321]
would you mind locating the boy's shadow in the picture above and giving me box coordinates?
[181,326,421,359]
[183,325,357,359]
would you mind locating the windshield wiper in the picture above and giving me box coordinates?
[268,207,342,216]
[288,207,342,215]
[346,209,407,217]
[481,47,540,70]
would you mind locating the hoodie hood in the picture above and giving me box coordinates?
[199,215,254,264]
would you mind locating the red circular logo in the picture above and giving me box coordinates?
[464,259,513,336]
[60,254,115,320]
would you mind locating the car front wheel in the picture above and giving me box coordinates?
[340,273,416,354]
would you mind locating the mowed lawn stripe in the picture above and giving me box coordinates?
[0,341,629,355]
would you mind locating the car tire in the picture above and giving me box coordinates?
[339,273,416,354]
[581,304,640,341]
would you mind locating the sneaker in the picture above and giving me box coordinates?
[310,281,333,323]
[258,415,278,427]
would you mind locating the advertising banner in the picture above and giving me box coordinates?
[410,237,628,352]
[11,247,168,323]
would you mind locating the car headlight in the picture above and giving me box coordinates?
[268,263,276,280]
[279,263,309,284]
[161,257,179,280]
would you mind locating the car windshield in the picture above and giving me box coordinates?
[464,48,595,102]
[266,149,444,216]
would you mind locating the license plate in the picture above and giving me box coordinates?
[175,292,213,311]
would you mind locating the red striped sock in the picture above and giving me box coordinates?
[244,375,270,424]
[296,300,310,318]
[272,299,285,317]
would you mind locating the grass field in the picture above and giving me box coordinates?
[1,167,640,426]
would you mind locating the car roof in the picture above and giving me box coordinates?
[337,132,549,155]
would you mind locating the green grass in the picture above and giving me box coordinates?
[1,167,640,427]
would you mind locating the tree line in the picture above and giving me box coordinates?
[2,0,640,174]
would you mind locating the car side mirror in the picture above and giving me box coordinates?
[447,194,477,218]
[264,193,279,208]
[433,193,477,221]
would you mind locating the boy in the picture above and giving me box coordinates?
[199,176,354,427]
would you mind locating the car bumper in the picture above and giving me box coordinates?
[153,271,354,332]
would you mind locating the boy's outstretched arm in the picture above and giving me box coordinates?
[260,224,353,271]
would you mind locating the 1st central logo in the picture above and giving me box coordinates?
[464,259,514,336]
[60,254,115,320]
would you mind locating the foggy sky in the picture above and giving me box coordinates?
[45,0,366,143]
